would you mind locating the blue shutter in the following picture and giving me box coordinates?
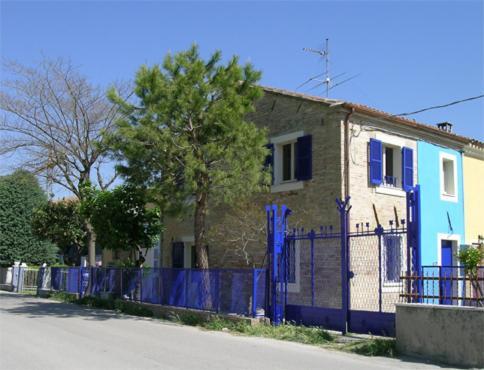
[264,143,274,184]
[369,139,383,185]
[296,135,312,181]
[402,147,414,191]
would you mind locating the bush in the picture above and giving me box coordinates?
[78,296,116,310]
[114,299,153,317]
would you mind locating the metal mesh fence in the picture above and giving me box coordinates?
[9,266,267,318]
[349,230,407,313]
[285,233,341,309]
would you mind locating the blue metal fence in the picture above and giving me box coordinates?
[48,267,266,317]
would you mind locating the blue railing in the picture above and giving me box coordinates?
[49,267,266,317]
[383,175,398,187]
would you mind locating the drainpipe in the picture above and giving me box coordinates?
[343,108,354,200]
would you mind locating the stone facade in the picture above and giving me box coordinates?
[162,90,345,270]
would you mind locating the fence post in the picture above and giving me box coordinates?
[337,197,351,335]
[78,267,82,298]
[16,266,22,293]
[376,226,384,313]
[310,230,315,307]
[252,269,257,318]
[120,268,124,298]
[139,268,142,303]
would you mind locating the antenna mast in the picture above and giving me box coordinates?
[299,38,358,97]
[303,38,330,97]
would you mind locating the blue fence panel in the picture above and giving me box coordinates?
[44,267,267,318]
[51,267,62,290]
[67,267,79,293]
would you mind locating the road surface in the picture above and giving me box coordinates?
[0,291,446,370]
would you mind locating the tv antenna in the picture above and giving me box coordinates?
[299,38,359,97]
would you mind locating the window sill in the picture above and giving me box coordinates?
[440,193,458,203]
[271,181,304,193]
[287,282,300,293]
[375,186,406,197]
[276,282,300,293]
[382,283,402,293]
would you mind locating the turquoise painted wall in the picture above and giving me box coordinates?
[417,141,465,266]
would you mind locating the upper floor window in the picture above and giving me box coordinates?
[282,142,297,182]
[265,132,312,192]
[440,153,458,201]
[369,138,413,192]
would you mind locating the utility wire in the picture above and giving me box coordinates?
[393,94,484,117]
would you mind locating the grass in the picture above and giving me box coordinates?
[202,317,334,345]
[46,293,396,357]
[339,338,397,357]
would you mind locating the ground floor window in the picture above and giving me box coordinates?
[383,234,403,284]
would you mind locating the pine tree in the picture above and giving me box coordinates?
[108,45,269,269]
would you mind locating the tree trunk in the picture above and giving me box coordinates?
[194,190,211,309]
[194,191,209,269]
[85,220,96,266]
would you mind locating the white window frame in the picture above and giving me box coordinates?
[373,134,408,198]
[180,236,195,268]
[270,131,304,193]
[440,152,458,202]
[381,234,404,292]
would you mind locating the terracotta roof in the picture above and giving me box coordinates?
[261,85,484,149]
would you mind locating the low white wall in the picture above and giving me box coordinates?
[396,303,484,368]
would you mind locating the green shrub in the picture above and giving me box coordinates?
[49,291,78,303]
[114,299,154,317]
[77,296,115,310]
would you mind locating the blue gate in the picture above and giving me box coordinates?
[267,188,420,336]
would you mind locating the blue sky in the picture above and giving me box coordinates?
[1,1,483,190]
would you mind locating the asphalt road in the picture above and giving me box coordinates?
[0,291,446,370]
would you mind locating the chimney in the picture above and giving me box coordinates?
[436,122,453,133]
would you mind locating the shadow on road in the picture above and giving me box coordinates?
[0,292,149,322]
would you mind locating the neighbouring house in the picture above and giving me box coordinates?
[160,87,482,273]
[417,126,466,269]
[462,140,484,246]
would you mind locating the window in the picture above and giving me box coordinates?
[383,235,403,284]
[282,142,296,182]
[285,239,300,292]
[442,159,455,196]
[286,239,297,284]
[369,138,413,191]
[383,145,399,187]
[266,132,312,192]
[440,153,458,201]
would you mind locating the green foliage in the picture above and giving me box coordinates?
[84,184,161,255]
[78,296,116,310]
[32,200,87,265]
[49,291,79,303]
[114,299,154,317]
[457,244,483,276]
[342,338,397,357]
[108,45,269,267]
[0,170,57,265]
